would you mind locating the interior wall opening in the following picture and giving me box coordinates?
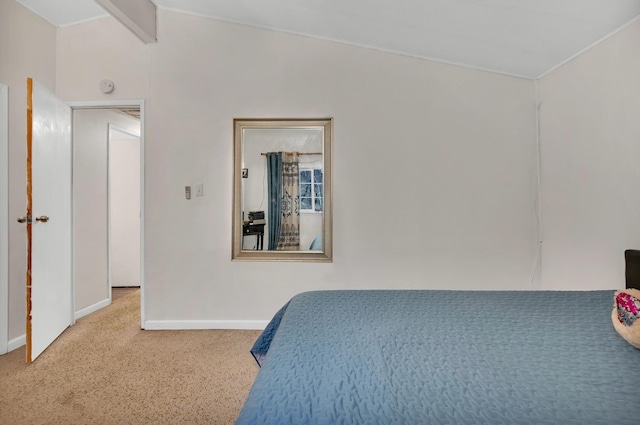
[72,106,142,319]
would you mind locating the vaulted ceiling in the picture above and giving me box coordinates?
[16,0,640,79]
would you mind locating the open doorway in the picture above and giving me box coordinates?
[72,105,144,323]
[108,124,141,300]
[2,94,145,360]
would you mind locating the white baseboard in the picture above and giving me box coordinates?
[8,334,26,352]
[2,320,267,353]
[143,320,269,330]
[75,298,110,321]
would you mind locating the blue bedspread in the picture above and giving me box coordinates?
[237,290,640,424]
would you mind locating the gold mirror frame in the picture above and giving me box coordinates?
[232,118,333,262]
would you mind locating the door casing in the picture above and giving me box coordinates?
[0,84,8,355]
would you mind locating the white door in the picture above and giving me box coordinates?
[24,78,73,362]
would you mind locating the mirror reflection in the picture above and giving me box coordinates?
[232,119,332,262]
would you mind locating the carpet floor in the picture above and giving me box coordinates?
[0,290,261,425]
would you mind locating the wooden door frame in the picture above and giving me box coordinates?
[68,100,146,328]
[0,84,8,354]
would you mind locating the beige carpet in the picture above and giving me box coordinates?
[0,290,261,425]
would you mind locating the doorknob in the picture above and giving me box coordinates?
[35,216,49,223]
[17,215,31,224]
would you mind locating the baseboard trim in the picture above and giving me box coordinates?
[8,334,26,352]
[143,320,269,330]
[3,320,268,351]
[75,298,110,321]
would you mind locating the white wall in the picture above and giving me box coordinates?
[538,20,640,290]
[109,133,141,286]
[73,109,140,311]
[2,3,634,333]
[56,16,150,101]
[0,0,57,345]
[56,10,539,326]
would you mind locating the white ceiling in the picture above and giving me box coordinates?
[16,0,640,78]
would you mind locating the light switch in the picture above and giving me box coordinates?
[185,186,191,200]
[195,183,204,197]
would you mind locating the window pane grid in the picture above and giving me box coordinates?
[300,168,323,212]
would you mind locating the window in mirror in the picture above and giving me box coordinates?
[300,167,323,213]
[232,118,332,262]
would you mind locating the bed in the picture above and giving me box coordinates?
[236,290,640,424]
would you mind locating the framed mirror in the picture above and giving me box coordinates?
[232,118,333,262]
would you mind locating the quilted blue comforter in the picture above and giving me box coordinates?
[236,290,640,424]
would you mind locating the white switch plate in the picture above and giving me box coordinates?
[195,183,204,197]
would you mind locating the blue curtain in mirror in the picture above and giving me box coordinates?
[267,152,282,250]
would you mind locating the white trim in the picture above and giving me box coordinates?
[139,101,146,329]
[8,334,26,352]
[537,15,640,79]
[57,15,110,29]
[143,320,269,331]
[69,102,76,327]
[107,123,111,297]
[66,99,144,109]
[74,298,111,321]
[0,84,8,354]
[68,100,146,330]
